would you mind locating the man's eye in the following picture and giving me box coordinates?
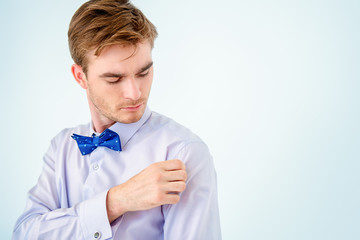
[107,77,121,84]
[138,71,149,78]
[106,77,122,84]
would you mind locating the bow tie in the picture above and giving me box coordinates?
[71,129,122,155]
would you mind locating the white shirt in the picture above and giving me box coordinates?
[13,107,221,239]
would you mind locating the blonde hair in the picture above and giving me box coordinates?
[68,0,158,72]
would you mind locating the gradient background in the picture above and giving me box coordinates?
[1,0,359,239]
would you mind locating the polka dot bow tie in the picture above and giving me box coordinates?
[71,129,122,155]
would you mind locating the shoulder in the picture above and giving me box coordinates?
[146,111,202,143]
[40,123,90,166]
[146,112,215,178]
[141,111,210,159]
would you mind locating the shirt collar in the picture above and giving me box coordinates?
[89,107,152,149]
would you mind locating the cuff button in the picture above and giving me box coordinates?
[93,231,101,239]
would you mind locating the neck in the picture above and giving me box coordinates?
[91,117,115,133]
[87,94,116,133]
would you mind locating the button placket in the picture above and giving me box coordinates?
[89,146,104,173]
[93,163,99,171]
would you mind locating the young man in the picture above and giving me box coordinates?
[13,0,221,239]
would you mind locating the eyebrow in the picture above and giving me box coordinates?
[99,61,153,78]
[138,62,153,74]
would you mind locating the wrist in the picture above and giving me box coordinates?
[106,186,126,223]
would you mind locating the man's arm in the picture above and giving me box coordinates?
[162,142,222,239]
[12,142,112,240]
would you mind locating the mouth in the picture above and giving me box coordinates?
[121,103,143,111]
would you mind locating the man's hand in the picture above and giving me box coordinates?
[106,159,187,223]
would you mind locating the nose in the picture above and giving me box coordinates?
[122,77,141,100]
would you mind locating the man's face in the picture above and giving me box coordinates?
[83,42,153,124]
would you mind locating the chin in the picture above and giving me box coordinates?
[116,112,143,124]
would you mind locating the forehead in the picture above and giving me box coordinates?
[86,42,152,73]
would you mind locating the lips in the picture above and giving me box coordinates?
[121,103,143,111]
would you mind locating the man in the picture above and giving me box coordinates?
[13,0,221,239]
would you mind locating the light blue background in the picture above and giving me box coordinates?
[1,0,359,239]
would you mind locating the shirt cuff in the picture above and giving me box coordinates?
[79,190,112,240]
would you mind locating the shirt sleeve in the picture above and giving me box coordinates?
[12,140,113,240]
[162,141,222,240]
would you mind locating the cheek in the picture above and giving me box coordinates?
[91,82,118,103]
[143,75,153,92]
[99,82,120,96]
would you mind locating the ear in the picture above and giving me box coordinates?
[71,64,88,89]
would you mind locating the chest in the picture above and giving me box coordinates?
[55,138,169,207]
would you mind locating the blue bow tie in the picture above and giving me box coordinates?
[71,129,122,155]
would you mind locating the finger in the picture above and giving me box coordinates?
[162,194,180,205]
[162,159,185,171]
[164,169,187,182]
[163,181,186,193]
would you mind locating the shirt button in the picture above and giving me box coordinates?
[93,231,101,239]
[93,163,99,171]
